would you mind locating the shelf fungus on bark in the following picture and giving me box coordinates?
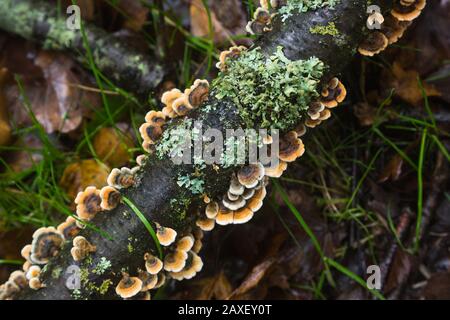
[196,215,216,231]
[100,186,121,210]
[237,163,265,189]
[307,101,326,120]
[107,167,138,189]
[161,88,183,119]
[216,46,247,72]
[144,253,163,275]
[70,236,97,262]
[163,249,188,272]
[26,265,41,280]
[138,269,158,292]
[264,160,288,178]
[176,234,195,252]
[185,79,210,109]
[140,122,164,147]
[320,77,347,109]
[278,131,305,163]
[115,272,143,299]
[75,186,102,221]
[358,31,389,57]
[57,216,81,239]
[155,223,177,246]
[145,110,166,127]
[169,251,203,281]
[30,227,64,265]
[381,15,411,45]
[392,0,426,22]
[246,7,273,35]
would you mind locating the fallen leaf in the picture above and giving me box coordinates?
[118,0,149,32]
[196,270,233,300]
[378,154,404,183]
[6,51,100,134]
[228,258,276,299]
[59,159,110,201]
[387,62,441,106]
[384,249,413,294]
[353,102,378,127]
[422,272,450,299]
[4,133,44,173]
[93,125,134,168]
[190,0,247,44]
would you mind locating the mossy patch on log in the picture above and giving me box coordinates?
[278,0,340,21]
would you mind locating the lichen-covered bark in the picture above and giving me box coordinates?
[13,0,371,299]
[0,0,166,99]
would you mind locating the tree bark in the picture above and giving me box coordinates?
[8,0,374,299]
[0,0,166,99]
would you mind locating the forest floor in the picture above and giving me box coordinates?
[0,0,449,300]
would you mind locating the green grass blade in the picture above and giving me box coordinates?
[122,196,163,259]
[414,128,427,252]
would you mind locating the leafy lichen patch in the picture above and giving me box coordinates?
[278,0,340,21]
[213,46,324,130]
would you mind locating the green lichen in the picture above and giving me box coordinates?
[278,0,340,21]
[92,257,112,275]
[156,119,194,160]
[43,18,77,50]
[310,21,339,36]
[177,174,205,195]
[213,46,324,130]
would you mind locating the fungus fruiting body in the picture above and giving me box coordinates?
[156,224,177,246]
[57,216,81,239]
[71,236,96,261]
[75,186,102,220]
[100,186,121,210]
[144,253,163,275]
[107,167,137,189]
[30,227,64,265]
[115,273,143,299]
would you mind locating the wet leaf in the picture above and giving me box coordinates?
[59,159,110,201]
[6,51,100,134]
[118,0,149,32]
[196,270,233,300]
[229,257,276,299]
[387,62,441,106]
[378,154,404,183]
[384,249,413,294]
[4,133,44,173]
[93,126,134,168]
[190,0,247,44]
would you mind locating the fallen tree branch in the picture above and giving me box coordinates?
[0,0,166,99]
[0,0,427,300]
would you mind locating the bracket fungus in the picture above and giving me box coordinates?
[30,227,64,265]
[155,223,177,246]
[70,236,96,262]
[115,273,143,299]
[144,253,163,275]
[75,186,102,221]
[57,216,81,239]
[100,186,122,210]
[107,167,138,189]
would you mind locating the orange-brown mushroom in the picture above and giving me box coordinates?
[391,0,426,22]
[100,186,121,210]
[75,186,102,220]
[278,131,305,163]
[358,31,389,57]
[115,272,143,299]
[185,79,210,109]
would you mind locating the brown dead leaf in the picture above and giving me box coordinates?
[196,270,233,300]
[228,258,276,299]
[353,102,377,127]
[378,154,404,183]
[384,249,413,294]
[0,68,11,146]
[190,0,247,44]
[6,51,100,134]
[93,126,134,168]
[4,133,44,173]
[422,272,450,299]
[118,0,149,32]
[388,62,441,106]
[60,159,110,201]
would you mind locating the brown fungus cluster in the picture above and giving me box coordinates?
[359,0,425,56]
